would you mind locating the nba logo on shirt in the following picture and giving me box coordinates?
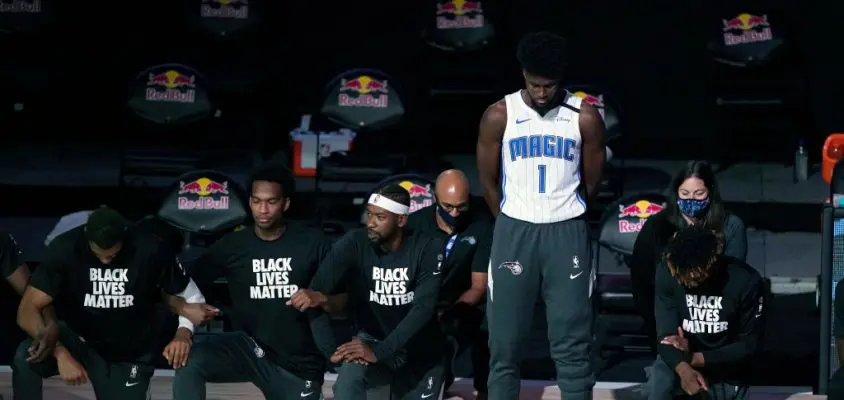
[500,91,588,224]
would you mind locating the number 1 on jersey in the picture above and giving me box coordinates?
[537,164,546,193]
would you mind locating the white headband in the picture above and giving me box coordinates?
[368,193,409,215]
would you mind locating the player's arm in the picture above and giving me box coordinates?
[654,265,689,373]
[578,102,606,201]
[308,232,357,298]
[315,237,348,316]
[477,101,507,217]
[158,248,211,335]
[1,233,29,295]
[696,275,766,367]
[18,246,65,357]
[373,239,444,361]
[456,222,491,306]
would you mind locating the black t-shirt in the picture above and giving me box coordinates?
[0,232,23,279]
[310,228,444,363]
[655,256,766,384]
[29,226,190,362]
[191,223,332,381]
[405,206,492,307]
[835,279,844,339]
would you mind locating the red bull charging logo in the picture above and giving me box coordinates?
[436,0,485,30]
[722,13,773,47]
[617,200,665,233]
[398,181,434,214]
[338,75,389,108]
[0,0,41,13]
[573,91,604,108]
[200,0,249,19]
[146,70,196,103]
[177,177,230,210]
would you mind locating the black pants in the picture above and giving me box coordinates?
[829,367,844,400]
[333,357,446,400]
[487,214,595,400]
[440,304,489,393]
[646,357,749,400]
[173,332,322,400]
[12,324,155,400]
[630,275,658,354]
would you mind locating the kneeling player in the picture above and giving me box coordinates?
[13,207,203,400]
[173,164,335,400]
[289,184,447,400]
[648,225,765,400]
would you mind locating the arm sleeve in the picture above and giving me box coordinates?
[28,243,64,298]
[158,250,191,295]
[700,275,766,365]
[176,279,206,333]
[723,215,748,261]
[470,224,493,273]
[0,233,23,278]
[834,279,844,339]
[309,232,356,294]
[654,265,688,370]
[373,238,444,361]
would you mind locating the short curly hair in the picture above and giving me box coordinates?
[516,31,568,80]
[664,224,725,288]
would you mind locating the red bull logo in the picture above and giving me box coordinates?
[573,91,604,108]
[146,70,197,103]
[200,0,249,19]
[398,181,434,213]
[436,0,485,30]
[177,177,230,210]
[338,75,389,108]
[0,0,41,13]
[722,13,773,47]
[617,200,665,233]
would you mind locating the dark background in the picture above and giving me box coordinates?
[0,0,832,387]
[2,0,840,161]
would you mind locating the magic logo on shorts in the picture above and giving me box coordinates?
[200,0,249,19]
[398,180,434,213]
[617,200,665,233]
[338,75,389,108]
[177,177,230,210]
[435,0,485,30]
[146,70,197,103]
[721,13,773,47]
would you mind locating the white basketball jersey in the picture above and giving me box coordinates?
[499,90,587,224]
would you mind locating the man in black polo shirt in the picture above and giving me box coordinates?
[289,183,446,400]
[173,164,335,400]
[13,207,198,400]
[405,169,492,398]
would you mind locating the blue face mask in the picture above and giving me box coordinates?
[677,198,710,219]
[437,205,470,230]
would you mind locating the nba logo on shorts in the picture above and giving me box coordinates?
[254,345,265,358]
[130,365,138,379]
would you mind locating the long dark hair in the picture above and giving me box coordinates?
[665,161,727,231]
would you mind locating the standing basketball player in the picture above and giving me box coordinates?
[476,31,606,400]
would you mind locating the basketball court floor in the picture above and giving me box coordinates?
[0,145,829,398]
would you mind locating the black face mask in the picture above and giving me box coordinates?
[437,205,471,231]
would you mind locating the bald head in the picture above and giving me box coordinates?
[435,169,470,207]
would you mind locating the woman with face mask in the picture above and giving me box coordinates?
[628,160,747,354]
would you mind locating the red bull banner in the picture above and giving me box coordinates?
[321,68,405,130]
[721,13,773,47]
[398,180,435,213]
[127,64,213,125]
[598,193,669,255]
[708,12,782,67]
[158,170,249,234]
[425,0,494,51]
[0,0,53,34]
[190,0,258,37]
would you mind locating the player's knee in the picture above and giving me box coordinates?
[487,333,522,360]
[175,347,214,379]
[644,357,676,399]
